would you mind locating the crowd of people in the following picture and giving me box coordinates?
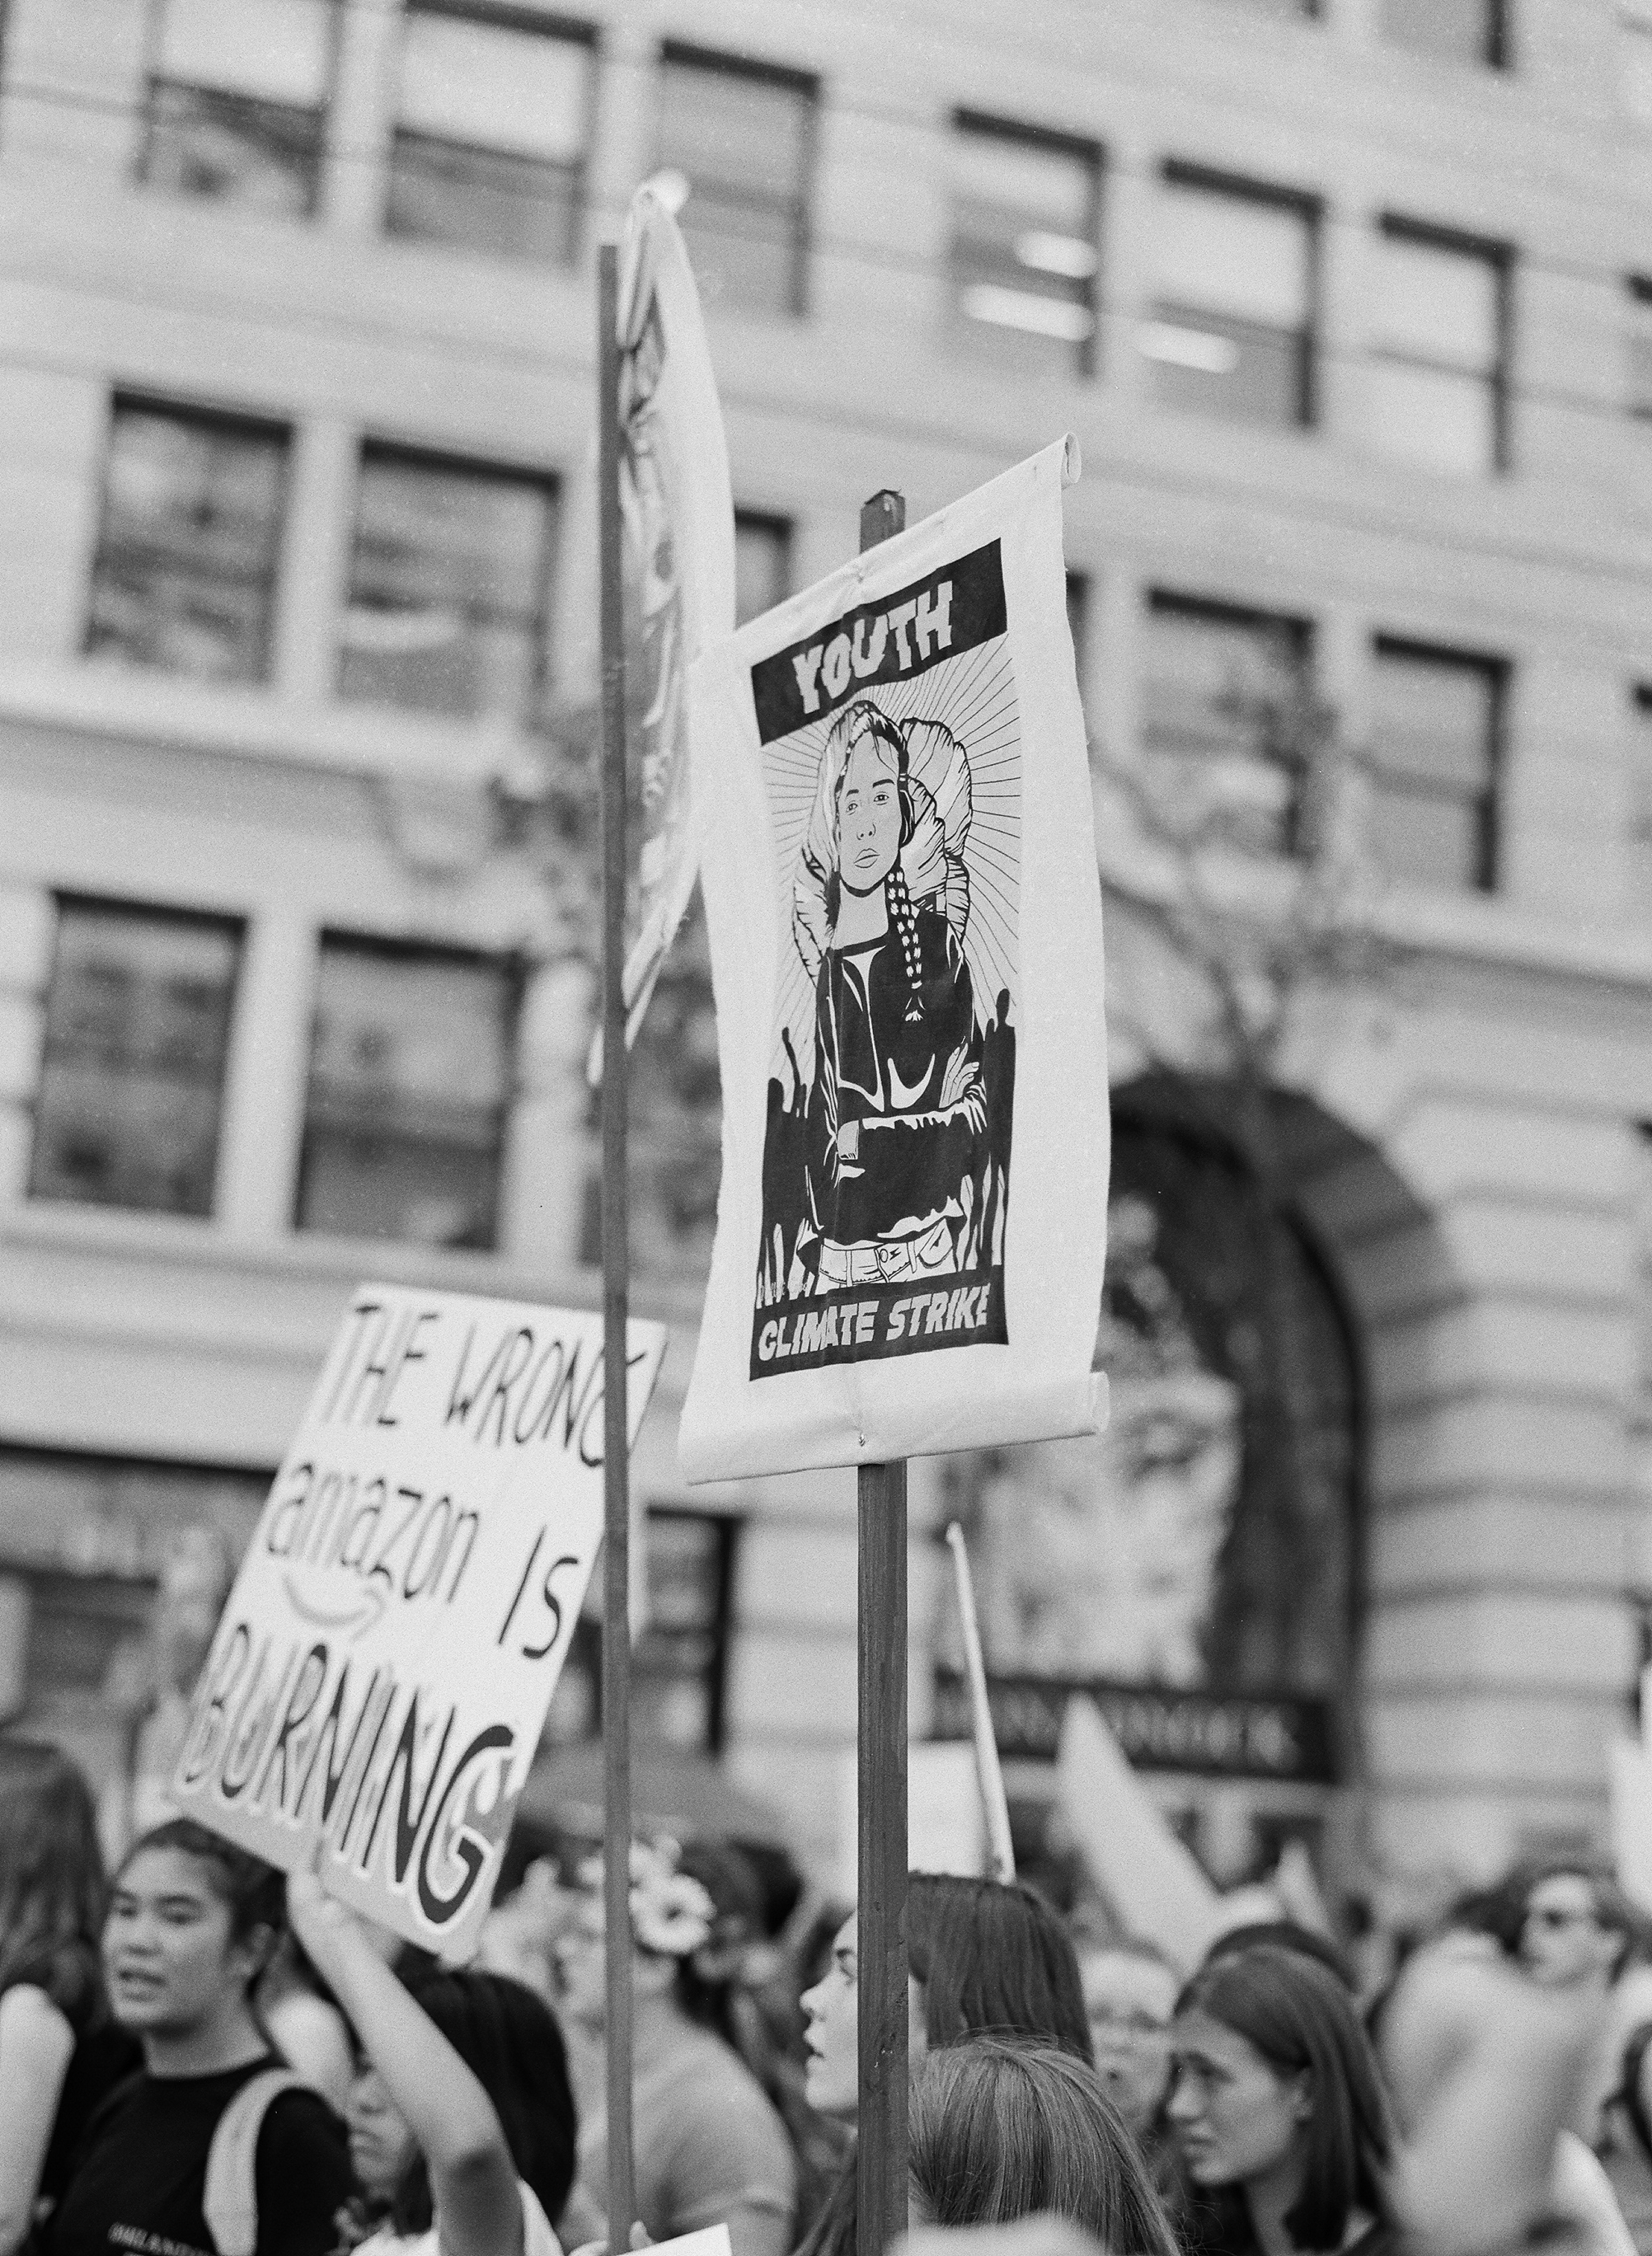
[0,1731,1644,2256]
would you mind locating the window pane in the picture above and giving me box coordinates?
[1370,645,1497,890]
[1156,182,1309,327]
[387,10,591,262]
[341,449,556,719]
[142,82,324,215]
[657,54,814,315]
[297,942,513,1247]
[950,120,1099,374]
[158,0,333,104]
[30,903,242,1217]
[1367,359,1497,477]
[86,403,288,682]
[1146,311,1306,425]
[1374,233,1500,371]
[1142,599,1309,851]
[1379,0,1498,64]
[734,514,790,625]
[1626,21,1652,121]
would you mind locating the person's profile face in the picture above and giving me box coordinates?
[1167,2007,1308,2191]
[1083,1951,1178,2134]
[801,1911,860,2121]
[346,2063,418,2198]
[1521,1875,1616,1986]
[553,1891,609,2032]
[836,741,902,898]
[103,1847,249,2036]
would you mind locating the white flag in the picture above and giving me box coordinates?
[680,439,1108,1481]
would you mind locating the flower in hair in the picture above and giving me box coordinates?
[628,1839,717,1957]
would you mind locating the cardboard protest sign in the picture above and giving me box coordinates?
[679,439,1108,1480]
[171,1285,668,1959]
[611,181,736,1053]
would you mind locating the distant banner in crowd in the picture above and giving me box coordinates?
[680,439,1109,1480]
[171,1285,667,1959]
[608,181,736,1058]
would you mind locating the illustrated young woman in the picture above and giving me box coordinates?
[43,1818,353,2256]
[554,1839,796,2256]
[787,701,988,1295]
[284,1869,578,2256]
[0,1742,139,2256]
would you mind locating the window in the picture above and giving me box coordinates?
[339,445,558,721]
[1145,169,1315,428]
[1631,689,1652,909]
[138,0,337,215]
[296,937,516,1248]
[1368,640,1503,892]
[1141,594,1314,853]
[1626,6,1652,120]
[949,113,1101,376]
[29,900,242,1218]
[1379,0,1506,66]
[86,401,289,683]
[544,1509,739,1756]
[1630,280,1652,418]
[386,3,595,262]
[655,45,816,317]
[734,511,792,626]
[1368,222,1508,476]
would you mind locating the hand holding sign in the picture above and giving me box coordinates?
[171,1285,666,1960]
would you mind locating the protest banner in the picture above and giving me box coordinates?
[596,180,735,1067]
[170,1283,667,1961]
[679,436,1109,1483]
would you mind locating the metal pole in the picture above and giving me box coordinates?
[597,239,635,2253]
[856,485,908,2256]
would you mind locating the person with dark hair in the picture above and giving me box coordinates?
[287,1867,576,2256]
[0,1740,139,2255]
[1167,1946,1396,2256]
[907,2039,1178,2256]
[555,1839,795,2256]
[907,1877,1091,2065]
[1201,1926,1358,1998]
[43,1818,352,2256]
[796,1878,1090,2256]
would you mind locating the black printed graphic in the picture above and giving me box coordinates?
[751,540,1019,1378]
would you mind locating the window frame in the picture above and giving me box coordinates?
[386,0,600,265]
[339,437,561,724]
[950,106,1105,381]
[135,0,343,217]
[732,507,794,627]
[1374,213,1514,474]
[656,39,820,319]
[293,928,524,1250]
[1153,158,1322,430]
[1369,633,1505,894]
[1142,589,1317,855]
[1629,276,1652,420]
[1378,0,1508,69]
[28,892,246,1221]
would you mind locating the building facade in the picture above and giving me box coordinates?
[2,0,1652,1895]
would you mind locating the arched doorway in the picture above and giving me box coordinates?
[936,1074,1366,1897]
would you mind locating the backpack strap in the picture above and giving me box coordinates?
[202,2067,309,2256]
[1613,2022,1652,2171]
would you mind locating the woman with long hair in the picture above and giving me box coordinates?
[1167,1946,1396,2256]
[797,1875,1090,2256]
[907,2039,1178,2255]
[286,1871,577,2256]
[0,1740,138,2255]
[555,1839,796,2256]
[42,1819,353,2256]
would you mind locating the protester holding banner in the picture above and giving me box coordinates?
[286,1868,577,2256]
[1167,1946,1396,2256]
[43,1819,352,2256]
[907,2039,1178,2255]
[0,1742,138,2256]
[557,1839,796,2256]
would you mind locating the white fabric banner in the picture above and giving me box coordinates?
[614,185,736,1050]
[680,439,1108,1482]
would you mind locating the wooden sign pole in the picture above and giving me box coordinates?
[597,239,636,2253]
[856,487,909,2256]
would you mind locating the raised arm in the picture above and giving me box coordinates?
[0,1986,74,2256]
[286,1873,522,2256]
